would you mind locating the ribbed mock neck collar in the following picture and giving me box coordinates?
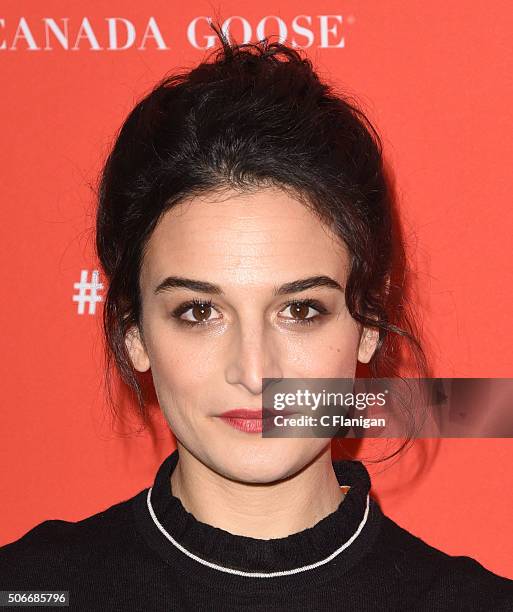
[131,447,384,594]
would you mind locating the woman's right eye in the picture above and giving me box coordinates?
[171,299,222,327]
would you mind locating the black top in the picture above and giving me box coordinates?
[1,448,512,611]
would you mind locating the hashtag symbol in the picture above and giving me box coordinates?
[73,269,104,315]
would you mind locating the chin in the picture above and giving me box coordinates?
[208,437,325,485]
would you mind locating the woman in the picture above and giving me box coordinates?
[1,21,512,611]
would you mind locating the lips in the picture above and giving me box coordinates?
[218,407,296,418]
[217,407,297,434]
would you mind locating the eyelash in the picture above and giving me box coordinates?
[171,298,329,328]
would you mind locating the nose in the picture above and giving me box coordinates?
[224,320,284,396]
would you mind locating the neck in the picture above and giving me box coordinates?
[169,443,346,540]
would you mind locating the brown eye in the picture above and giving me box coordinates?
[191,303,212,322]
[290,303,311,320]
[279,300,327,326]
[172,299,222,327]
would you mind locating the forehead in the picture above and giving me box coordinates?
[141,186,349,290]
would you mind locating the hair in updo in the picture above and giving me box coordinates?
[95,20,429,455]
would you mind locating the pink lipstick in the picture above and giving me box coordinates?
[218,408,295,434]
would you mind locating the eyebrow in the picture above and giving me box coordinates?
[153,275,344,296]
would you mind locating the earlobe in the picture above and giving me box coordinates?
[125,325,151,372]
[357,327,379,364]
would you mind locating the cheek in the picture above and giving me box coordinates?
[290,342,358,378]
[144,311,215,374]
[323,343,359,377]
[148,349,210,437]
[144,327,220,408]
[283,319,361,378]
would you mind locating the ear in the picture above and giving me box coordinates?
[125,325,151,372]
[357,326,379,364]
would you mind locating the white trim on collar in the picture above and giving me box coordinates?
[146,487,370,578]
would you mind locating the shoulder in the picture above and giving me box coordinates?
[0,489,147,589]
[372,509,513,611]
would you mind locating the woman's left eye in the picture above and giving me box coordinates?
[278,300,327,326]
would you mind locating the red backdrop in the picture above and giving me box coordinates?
[1,1,512,578]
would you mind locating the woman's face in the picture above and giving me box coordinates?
[127,186,378,483]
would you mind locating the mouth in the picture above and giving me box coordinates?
[216,407,297,434]
[218,407,297,419]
